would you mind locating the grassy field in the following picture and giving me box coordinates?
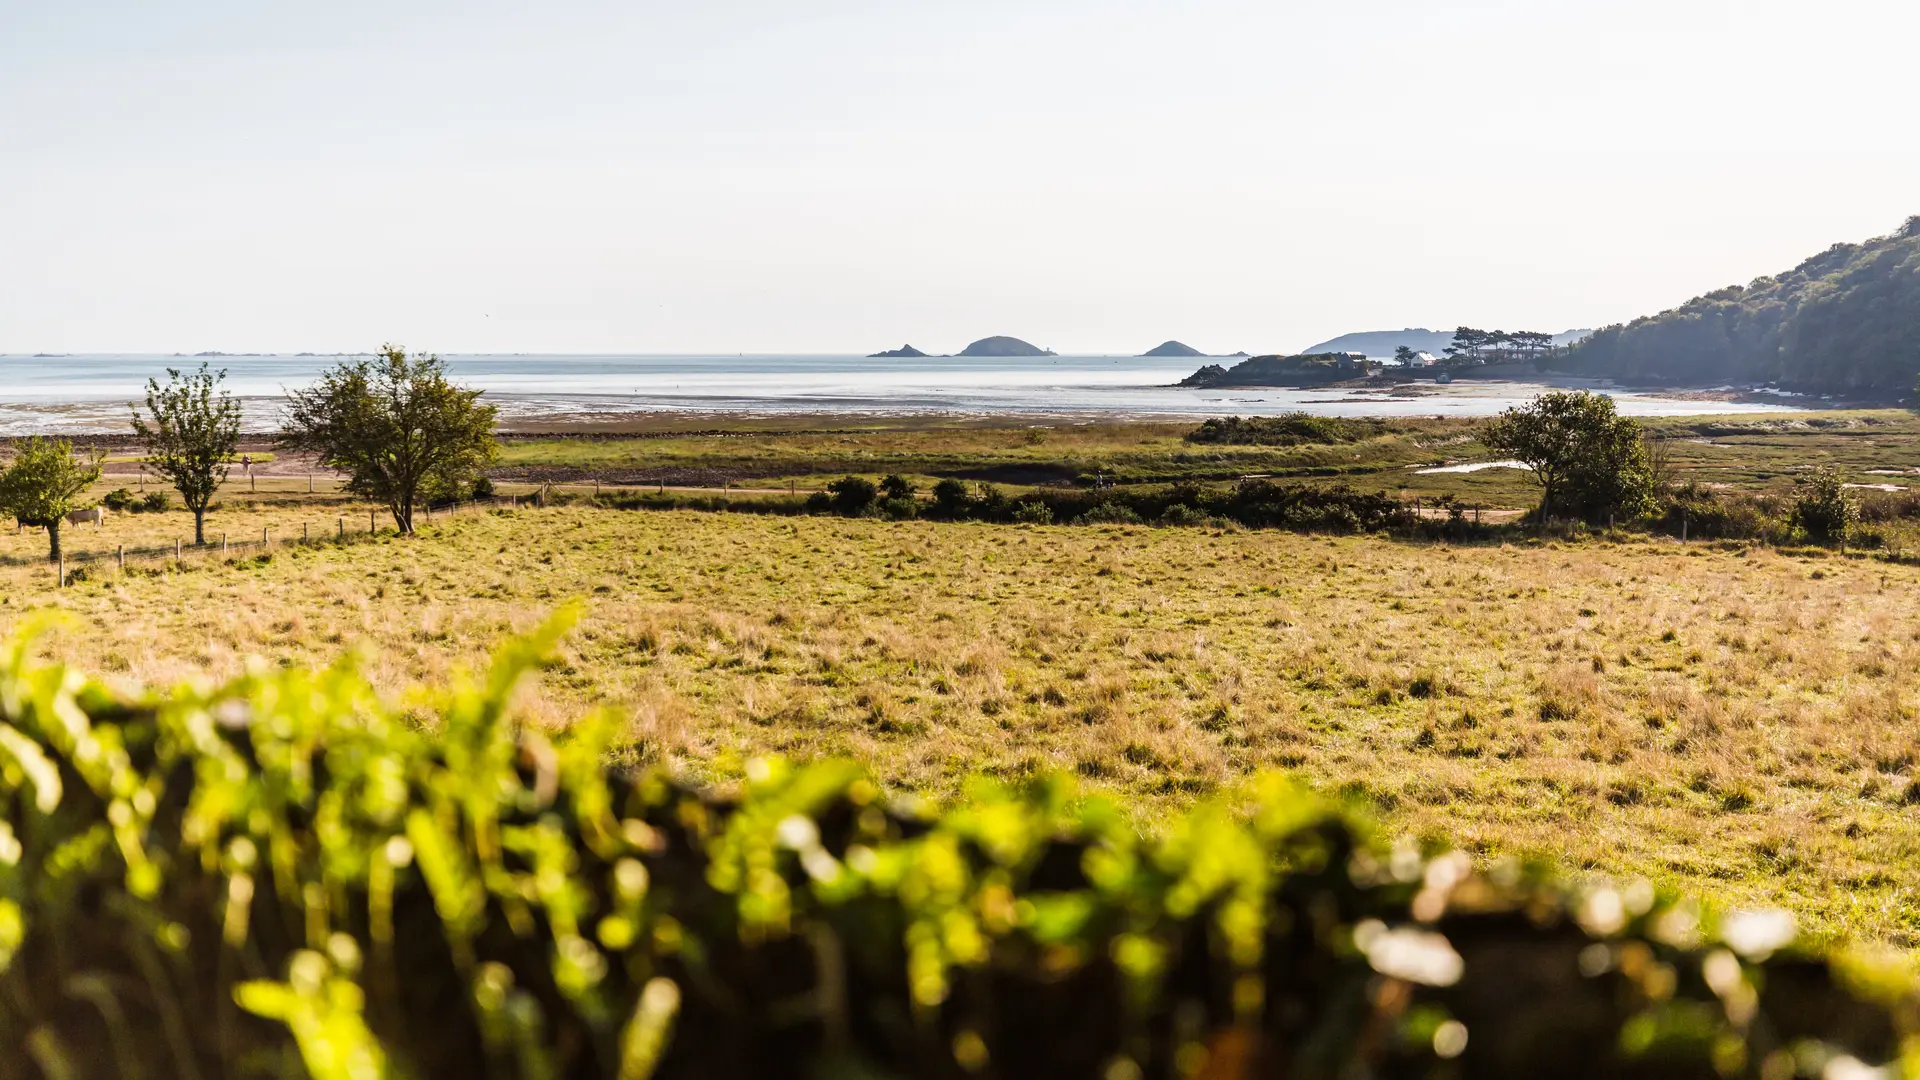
[6,500,1920,945]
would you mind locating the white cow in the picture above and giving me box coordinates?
[65,507,105,527]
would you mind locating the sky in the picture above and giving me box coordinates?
[3,0,1917,356]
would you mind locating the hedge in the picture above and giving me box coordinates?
[0,611,1914,1079]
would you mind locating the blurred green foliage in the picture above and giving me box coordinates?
[0,614,1914,1079]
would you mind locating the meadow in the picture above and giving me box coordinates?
[5,496,1919,946]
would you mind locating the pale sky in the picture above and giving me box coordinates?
[3,0,1916,356]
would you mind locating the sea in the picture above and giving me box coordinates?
[0,353,1796,433]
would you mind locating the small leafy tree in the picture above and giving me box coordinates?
[130,363,242,545]
[1482,390,1654,524]
[0,438,103,562]
[280,347,498,534]
[1791,466,1856,544]
[1393,345,1416,365]
[879,474,916,501]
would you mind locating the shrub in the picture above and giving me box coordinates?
[1792,466,1857,544]
[878,474,916,501]
[929,478,972,518]
[472,475,496,499]
[102,487,137,511]
[1654,484,1784,541]
[972,482,1009,517]
[139,490,171,513]
[1158,503,1210,526]
[1011,499,1054,525]
[1076,501,1142,525]
[0,625,1909,1079]
[1186,413,1394,446]
[878,496,917,520]
[826,475,878,516]
[803,490,833,513]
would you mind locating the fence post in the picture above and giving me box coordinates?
[222,532,228,556]
[338,517,344,538]
[251,472,256,492]
[370,509,376,534]
[57,551,64,588]
[118,545,125,572]
[175,538,181,561]
[308,474,314,494]
[304,522,310,542]
[264,527,270,546]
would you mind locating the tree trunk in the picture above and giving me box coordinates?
[194,506,207,546]
[393,502,413,535]
[46,521,61,563]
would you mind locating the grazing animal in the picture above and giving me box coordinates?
[65,507,105,527]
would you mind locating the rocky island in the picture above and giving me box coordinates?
[867,344,929,358]
[1179,352,1374,388]
[1141,340,1205,358]
[958,336,1056,357]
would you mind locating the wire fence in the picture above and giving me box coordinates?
[14,494,540,588]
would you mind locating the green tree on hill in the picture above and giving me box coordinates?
[0,437,103,562]
[280,347,499,534]
[1482,390,1654,524]
[130,363,242,546]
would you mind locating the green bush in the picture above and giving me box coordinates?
[102,487,137,512]
[1655,484,1786,541]
[929,478,972,518]
[878,496,918,520]
[140,490,171,513]
[1011,499,1054,525]
[1792,467,1857,544]
[1158,503,1210,526]
[827,475,878,516]
[1076,501,1143,525]
[1186,414,1394,446]
[0,621,1912,1079]
[472,475,496,499]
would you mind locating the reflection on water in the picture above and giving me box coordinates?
[0,354,1799,433]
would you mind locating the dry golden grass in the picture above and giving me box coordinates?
[5,503,1919,943]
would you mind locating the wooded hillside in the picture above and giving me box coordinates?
[1561,217,1920,397]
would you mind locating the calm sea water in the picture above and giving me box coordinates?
[0,353,1794,433]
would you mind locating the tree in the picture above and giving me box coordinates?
[130,363,241,545]
[280,347,498,534]
[1481,390,1654,524]
[0,438,103,562]
[879,474,916,501]
[1393,345,1416,366]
